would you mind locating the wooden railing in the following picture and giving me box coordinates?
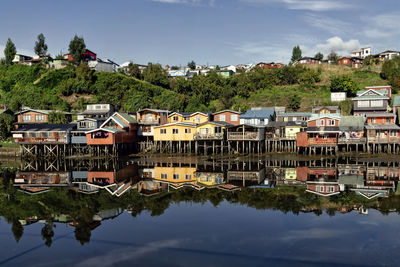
[14,137,68,144]
[228,171,260,180]
[338,137,366,144]
[227,132,260,141]
[308,138,337,146]
[194,133,223,140]
[367,137,400,143]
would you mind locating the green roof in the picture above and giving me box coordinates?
[117,112,137,123]
[352,95,389,100]
[339,116,365,128]
[393,95,400,106]
[112,116,129,128]
[102,127,124,133]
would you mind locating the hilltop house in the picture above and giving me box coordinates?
[295,57,321,65]
[63,49,96,62]
[88,58,119,72]
[351,47,371,59]
[352,89,390,115]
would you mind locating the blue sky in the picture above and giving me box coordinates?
[0,0,399,65]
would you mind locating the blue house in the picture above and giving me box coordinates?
[239,108,275,126]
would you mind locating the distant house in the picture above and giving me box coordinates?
[337,57,363,68]
[377,50,400,60]
[255,62,283,69]
[48,58,69,69]
[295,57,321,65]
[77,104,115,120]
[167,69,190,78]
[118,62,148,74]
[220,65,237,73]
[352,89,390,115]
[64,49,96,62]
[213,110,241,125]
[12,54,33,64]
[216,70,235,78]
[88,58,119,72]
[351,47,371,59]
[239,108,275,126]
[312,106,340,115]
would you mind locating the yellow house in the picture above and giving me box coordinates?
[195,121,230,140]
[154,122,196,141]
[168,112,209,124]
[154,166,197,183]
[285,124,304,139]
[195,172,224,187]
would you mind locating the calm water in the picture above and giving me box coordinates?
[1,155,400,266]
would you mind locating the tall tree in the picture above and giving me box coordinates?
[291,45,302,64]
[4,38,16,65]
[128,62,141,79]
[328,52,339,64]
[68,35,86,64]
[34,33,48,57]
[187,60,196,70]
[314,52,323,61]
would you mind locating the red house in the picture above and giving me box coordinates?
[297,115,341,148]
[64,49,97,62]
[86,112,137,147]
[213,110,241,125]
[337,57,363,68]
[255,62,283,69]
[306,168,339,197]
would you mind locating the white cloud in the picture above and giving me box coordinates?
[240,0,352,11]
[312,36,360,55]
[303,14,351,35]
[362,13,400,39]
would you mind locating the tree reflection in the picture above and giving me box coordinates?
[41,223,54,247]
[11,220,23,243]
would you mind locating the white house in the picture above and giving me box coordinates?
[351,47,371,59]
[378,50,400,60]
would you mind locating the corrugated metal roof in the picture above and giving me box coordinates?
[240,109,275,119]
[117,112,136,124]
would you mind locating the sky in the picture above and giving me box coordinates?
[0,0,399,66]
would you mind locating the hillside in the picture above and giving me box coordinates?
[0,62,391,114]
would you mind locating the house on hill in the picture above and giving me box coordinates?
[352,89,390,115]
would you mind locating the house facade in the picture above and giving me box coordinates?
[168,112,209,124]
[351,47,371,59]
[213,110,241,125]
[276,112,312,122]
[312,106,340,115]
[153,122,196,141]
[296,57,321,65]
[352,89,389,115]
[239,108,275,126]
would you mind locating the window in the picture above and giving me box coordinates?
[386,117,391,123]
[22,115,31,122]
[214,126,222,133]
[185,174,192,180]
[29,132,38,138]
[390,130,397,137]
[160,129,167,134]
[292,117,297,121]
[172,129,179,134]
[317,119,325,126]
[327,186,335,193]
[371,118,376,124]
[302,117,307,121]
[358,101,369,107]
[173,174,179,180]
[184,117,190,121]
[41,132,49,138]
[317,186,324,193]
[35,114,45,122]
[173,116,179,121]
[196,115,201,122]
[219,115,226,121]
[185,128,191,134]
[161,174,167,179]
[327,120,335,126]
[343,59,348,64]
[231,114,238,121]
[371,100,383,107]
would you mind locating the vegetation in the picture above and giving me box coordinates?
[330,75,359,96]
[34,33,48,58]
[68,35,86,64]
[4,38,16,65]
[314,52,323,61]
[290,45,302,64]
[187,60,196,70]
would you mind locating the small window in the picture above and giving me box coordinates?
[184,117,190,121]
[173,174,179,180]
[317,186,324,193]
[161,174,167,179]
[35,114,45,122]
[219,115,226,121]
[386,117,391,123]
[390,130,397,137]
[185,174,192,180]
[173,116,179,121]
[196,115,201,122]
[318,119,325,126]
[371,118,376,124]
[172,129,179,134]
[231,114,238,121]
[160,129,167,134]
[22,115,31,122]
[185,128,191,134]
[214,126,222,133]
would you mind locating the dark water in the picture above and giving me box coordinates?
[1,155,400,266]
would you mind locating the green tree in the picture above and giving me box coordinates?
[41,223,54,247]
[0,113,15,140]
[68,35,86,64]
[215,65,221,71]
[11,220,24,243]
[314,52,323,61]
[128,62,141,79]
[187,60,196,70]
[49,111,69,124]
[34,33,48,57]
[363,55,373,66]
[291,45,302,64]
[4,38,16,65]
[330,75,359,96]
[328,52,339,64]
[288,94,301,111]
[143,63,169,88]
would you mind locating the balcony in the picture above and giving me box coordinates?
[138,119,160,125]
[14,137,68,144]
[367,136,400,143]
[307,138,337,146]
[194,133,223,140]
[338,137,366,144]
[227,132,261,141]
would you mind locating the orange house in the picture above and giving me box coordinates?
[213,110,241,125]
[298,115,341,147]
[86,112,137,145]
